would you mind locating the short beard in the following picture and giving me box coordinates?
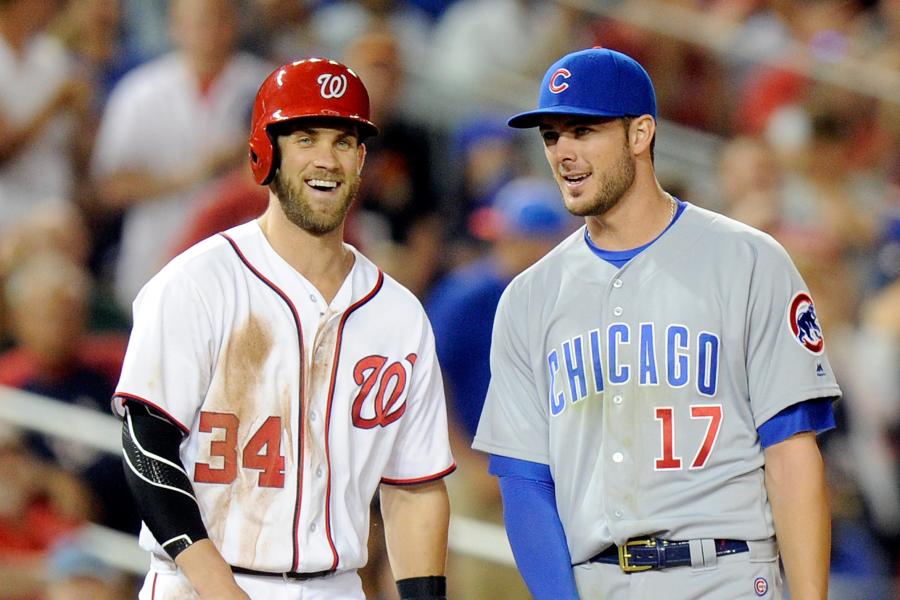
[567,140,635,218]
[272,169,359,235]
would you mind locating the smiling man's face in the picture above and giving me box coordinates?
[538,116,635,218]
[272,118,365,235]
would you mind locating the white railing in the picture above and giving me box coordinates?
[0,385,514,576]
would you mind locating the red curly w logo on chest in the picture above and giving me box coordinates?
[351,354,417,428]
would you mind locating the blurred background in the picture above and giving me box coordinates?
[0,0,898,598]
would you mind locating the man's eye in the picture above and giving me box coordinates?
[575,127,592,136]
[336,139,352,150]
[541,132,559,143]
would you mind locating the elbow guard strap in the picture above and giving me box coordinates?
[122,400,209,559]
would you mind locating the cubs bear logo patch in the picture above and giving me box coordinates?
[788,292,824,355]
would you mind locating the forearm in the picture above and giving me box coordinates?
[0,100,65,164]
[122,401,247,598]
[491,456,578,600]
[380,479,450,578]
[765,432,830,600]
[175,539,248,599]
[95,170,200,208]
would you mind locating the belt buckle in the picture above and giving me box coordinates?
[618,538,655,573]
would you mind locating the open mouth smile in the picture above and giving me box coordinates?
[561,172,590,189]
[306,179,341,192]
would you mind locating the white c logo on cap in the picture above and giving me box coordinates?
[317,73,348,99]
[549,68,571,94]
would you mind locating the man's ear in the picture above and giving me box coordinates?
[357,142,367,175]
[629,115,656,156]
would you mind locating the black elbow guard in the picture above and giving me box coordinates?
[121,400,209,559]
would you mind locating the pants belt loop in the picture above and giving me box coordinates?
[696,539,718,569]
[688,539,705,568]
[747,538,778,562]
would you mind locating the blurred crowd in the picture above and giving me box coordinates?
[0,0,897,598]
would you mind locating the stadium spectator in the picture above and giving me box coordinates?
[44,538,134,600]
[0,424,92,600]
[90,0,271,311]
[0,0,89,233]
[343,30,443,297]
[1,252,136,533]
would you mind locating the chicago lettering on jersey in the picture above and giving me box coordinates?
[546,323,720,416]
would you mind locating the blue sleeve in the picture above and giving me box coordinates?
[757,398,836,448]
[489,455,579,600]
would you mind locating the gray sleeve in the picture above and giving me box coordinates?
[472,282,550,464]
[745,237,842,428]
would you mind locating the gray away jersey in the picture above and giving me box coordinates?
[472,203,841,564]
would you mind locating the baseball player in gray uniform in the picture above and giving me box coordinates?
[473,48,840,599]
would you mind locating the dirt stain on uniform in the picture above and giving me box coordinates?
[202,315,274,551]
[305,314,339,470]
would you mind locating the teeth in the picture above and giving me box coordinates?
[308,179,338,189]
[565,174,587,182]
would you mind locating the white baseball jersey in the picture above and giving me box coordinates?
[473,203,841,564]
[113,221,455,573]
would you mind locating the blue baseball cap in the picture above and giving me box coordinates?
[508,48,657,128]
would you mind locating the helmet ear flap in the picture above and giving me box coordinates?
[260,129,280,186]
[248,124,277,185]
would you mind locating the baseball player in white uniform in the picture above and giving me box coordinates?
[473,48,840,599]
[114,58,455,600]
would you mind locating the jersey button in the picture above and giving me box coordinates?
[613,279,623,288]
[613,395,623,404]
[315,467,324,478]
[310,522,317,532]
[309,411,318,422]
[614,510,623,519]
[613,306,623,316]
[612,452,624,463]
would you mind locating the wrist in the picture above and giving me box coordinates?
[396,575,447,599]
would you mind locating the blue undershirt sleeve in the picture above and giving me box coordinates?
[757,398,836,448]
[489,455,579,600]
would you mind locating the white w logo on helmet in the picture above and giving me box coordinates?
[317,73,348,99]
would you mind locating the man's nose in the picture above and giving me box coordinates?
[310,141,341,169]
[554,135,578,163]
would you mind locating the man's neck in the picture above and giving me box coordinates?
[583,179,673,251]
[186,55,229,93]
[257,199,354,304]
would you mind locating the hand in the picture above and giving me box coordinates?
[176,539,251,599]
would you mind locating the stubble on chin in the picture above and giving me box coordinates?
[273,170,360,235]
[563,148,635,218]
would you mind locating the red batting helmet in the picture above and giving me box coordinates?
[248,58,379,185]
